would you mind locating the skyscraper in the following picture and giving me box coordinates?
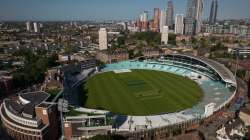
[209,0,218,25]
[175,14,184,35]
[140,11,148,22]
[186,0,196,19]
[140,11,149,31]
[161,26,169,45]
[152,8,161,32]
[184,18,196,35]
[26,21,31,32]
[99,28,108,50]
[136,18,141,31]
[195,0,203,34]
[184,0,204,35]
[160,10,167,33]
[166,0,174,28]
[33,22,40,33]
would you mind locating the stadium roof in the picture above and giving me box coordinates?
[171,54,237,86]
[198,57,236,85]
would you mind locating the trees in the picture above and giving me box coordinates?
[210,42,226,52]
[12,73,29,88]
[133,31,161,45]
[209,36,217,43]
[64,42,76,55]
[191,37,198,44]
[12,49,58,90]
[48,53,59,67]
[237,70,246,79]
[181,39,186,45]
[117,36,125,46]
[128,50,133,59]
[168,33,176,45]
[134,50,143,58]
[200,37,209,48]
[191,37,199,49]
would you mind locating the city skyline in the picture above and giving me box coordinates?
[0,0,249,21]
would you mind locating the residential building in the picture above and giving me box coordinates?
[33,22,40,33]
[152,8,161,32]
[96,49,129,63]
[160,10,167,33]
[184,18,196,35]
[98,28,108,50]
[175,14,184,34]
[161,26,169,45]
[26,21,31,32]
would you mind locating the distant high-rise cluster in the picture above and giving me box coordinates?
[99,28,108,50]
[209,0,218,25]
[133,0,211,36]
[135,1,174,33]
[25,21,41,33]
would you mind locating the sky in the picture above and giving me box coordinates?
[0,0,249,21]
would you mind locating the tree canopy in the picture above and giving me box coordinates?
[133,31,161,45]
[168,33,176,46]
[12,49,58,89]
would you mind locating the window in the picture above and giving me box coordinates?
[42,109,47,115]
[65,123,69,127]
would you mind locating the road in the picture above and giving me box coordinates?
[63,68,95,107]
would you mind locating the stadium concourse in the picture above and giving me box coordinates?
[64,54,237,139]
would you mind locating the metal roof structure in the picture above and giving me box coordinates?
[169,54,237,86]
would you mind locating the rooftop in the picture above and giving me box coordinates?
[4,91,49,120]
[1,106,46,130]
[19,91,49,104]
[171,54,236,85]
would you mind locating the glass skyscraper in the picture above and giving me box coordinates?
[166,0,174,29]
[209,0,218,25]
[184,0,204,35]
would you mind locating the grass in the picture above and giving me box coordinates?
[82,69,203,116]
[45,89,61,101]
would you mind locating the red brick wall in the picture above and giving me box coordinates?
[64,122,72,140]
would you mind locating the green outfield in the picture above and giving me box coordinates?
[82,69,203,115]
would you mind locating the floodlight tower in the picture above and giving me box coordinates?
[58,75,69,139]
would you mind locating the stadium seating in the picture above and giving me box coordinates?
[102,60,236,131]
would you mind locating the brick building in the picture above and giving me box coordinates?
[96,50,129,63]
[0,91,60,140]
